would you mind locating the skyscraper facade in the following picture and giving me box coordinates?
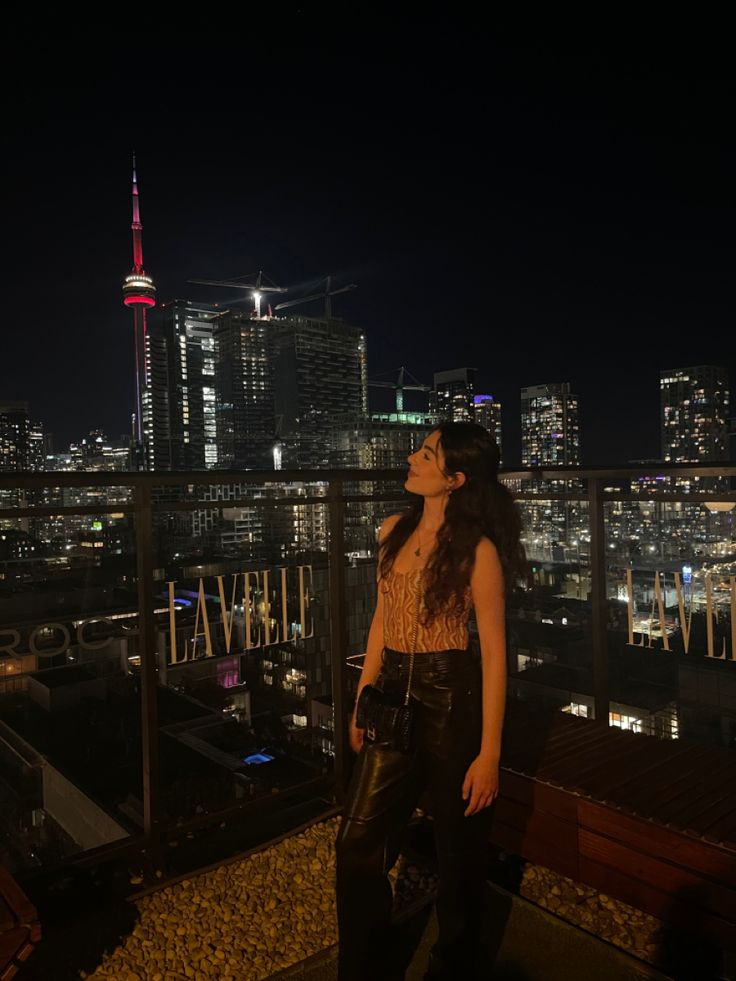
[660,365,729,464]
[0,401,44,472]
[429,367,476,423]
[273,316,368,468]
[473,394,502,460]
[215,309,275,470]
[143,325,172,471]
[0,401,44,541]
[145,306,370,475]
[148,301,220,471]
[328,411,434,470]
[521,383,580,466]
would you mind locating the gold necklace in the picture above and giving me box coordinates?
[414,523,438,557]
[414,526,423,557]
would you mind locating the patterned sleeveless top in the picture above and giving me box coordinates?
[381,567,472,653]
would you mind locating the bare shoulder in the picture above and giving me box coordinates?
[378,512,403,543]
[473,536,502,573]
[471,537,505,605]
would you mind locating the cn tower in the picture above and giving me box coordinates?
[122,156,156,457]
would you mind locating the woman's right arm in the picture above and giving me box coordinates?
[349,513,401,753]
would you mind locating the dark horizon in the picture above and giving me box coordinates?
[4,30,734,466]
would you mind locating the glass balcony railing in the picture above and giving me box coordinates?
[0,462,734,886]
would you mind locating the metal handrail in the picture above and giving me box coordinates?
[1,462,734,883]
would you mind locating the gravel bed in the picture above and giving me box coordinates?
[519,863,664,964]
[81,817,436,981]
[80,818,667,979]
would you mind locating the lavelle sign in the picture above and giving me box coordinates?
[0,565,315,668]
[625,569,736,660]
[165,565,314,664]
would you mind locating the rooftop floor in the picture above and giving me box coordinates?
[18,812,731,981]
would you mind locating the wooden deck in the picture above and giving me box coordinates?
[491,700,736,949]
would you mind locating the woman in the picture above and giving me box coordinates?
[335,421,527,980]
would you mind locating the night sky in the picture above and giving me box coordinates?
[4,23,735,467]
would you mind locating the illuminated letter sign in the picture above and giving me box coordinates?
[299,564,314,640]
[215,574,240,654]
[627,569,734,659]
[279,567,296,644]
[0,564,325,667]
[192,578,214,658]
[673,572,694,654]
[243,571,262,650]
[262,569,279,647]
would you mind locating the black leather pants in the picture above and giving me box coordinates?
[336,646,494,981]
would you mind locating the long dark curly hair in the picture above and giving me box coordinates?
[379,421,529,620]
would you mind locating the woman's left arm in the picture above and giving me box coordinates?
[462,536,507,816]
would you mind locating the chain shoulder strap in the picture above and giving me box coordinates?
[404,569,423,707]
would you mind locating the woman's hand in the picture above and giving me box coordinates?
[462,753,499,816]
[349,712,365,754]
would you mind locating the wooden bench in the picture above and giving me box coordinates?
[0,867,40,980]
[490,700,736,950]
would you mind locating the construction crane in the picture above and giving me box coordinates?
[188,270,286,318]
[274,275,357,320]
[368,366,431,412]
[326,366,431,413]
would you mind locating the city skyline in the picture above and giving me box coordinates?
[2,25,736,975]
[4,33,735,465]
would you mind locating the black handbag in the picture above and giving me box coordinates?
[355,683,414,753]
[355,570,423,753]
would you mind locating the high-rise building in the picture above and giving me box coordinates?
[143,325,172,471]
[215,309,275,470]
[69,431,131,471]
[0,402,44,472]
[0,402,44,540]
[272,316,368,468]
[326,410,433,554]
[473,394,502,461]
[145,306,368,474]
[429,368,476,422]
[147,301,220,471]
[521,383,580,466]
[660,366,729,464]
[121,159,156,462]
[328,411,434,470]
